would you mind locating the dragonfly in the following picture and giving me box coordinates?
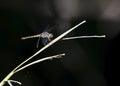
[21,26,53,48]
[21,25,106,48]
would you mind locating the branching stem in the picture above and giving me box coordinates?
[0,20,86,86]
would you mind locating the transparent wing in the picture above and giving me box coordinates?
[36,36,41,48]
[43,25,53,33]
[43,25,50,32]
[41,38,51,46]
[36,25,53,47]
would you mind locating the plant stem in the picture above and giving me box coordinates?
[62,35,106,40]
[14,53,65,73]
[0,20,86,86]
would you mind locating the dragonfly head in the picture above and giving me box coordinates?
[49,33,53,38]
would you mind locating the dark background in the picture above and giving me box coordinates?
[0,0,120,86]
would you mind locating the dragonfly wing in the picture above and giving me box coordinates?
[43,25,53,33]
[43,25,50,32]
[36,36,41,48]
[41,38,50,46]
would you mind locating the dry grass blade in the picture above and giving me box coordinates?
[14,53,65,73]
[62,35,106,40]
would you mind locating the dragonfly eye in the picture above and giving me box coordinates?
[50,34,53,38]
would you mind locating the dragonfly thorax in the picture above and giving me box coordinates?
[41,32,53,39]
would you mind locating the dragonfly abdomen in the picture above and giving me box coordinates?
[21,34,41,40]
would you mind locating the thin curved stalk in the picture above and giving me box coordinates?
[0,20,86,86]
[14,53,65,73]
